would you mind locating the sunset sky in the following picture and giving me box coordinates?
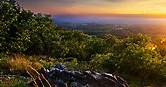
[18,0,166,17]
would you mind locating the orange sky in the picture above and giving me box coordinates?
[18,0,166,17]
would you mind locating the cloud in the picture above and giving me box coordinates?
[105,0,148,2]
[18,0,82,5]
[17,0,166,15]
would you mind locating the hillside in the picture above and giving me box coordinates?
[1,0,166,87]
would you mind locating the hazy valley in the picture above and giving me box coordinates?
[53,15,166,38]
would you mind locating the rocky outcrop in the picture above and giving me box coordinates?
[27,64,129,87]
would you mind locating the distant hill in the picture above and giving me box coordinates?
[52,15,166,24]
[52,15,166,37]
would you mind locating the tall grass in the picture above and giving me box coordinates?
[7,54,43,72]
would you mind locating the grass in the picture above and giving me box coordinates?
[0,75,27,87]
[7,54,43,72]
[0,54,166,87]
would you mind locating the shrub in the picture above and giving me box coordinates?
[91,34,166,83]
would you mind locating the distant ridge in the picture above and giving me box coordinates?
[52,15,166,25]
[52,13,166,18]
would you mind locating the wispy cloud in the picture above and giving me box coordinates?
[17,0,166,15]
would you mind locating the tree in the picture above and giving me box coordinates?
[0,0,56,54]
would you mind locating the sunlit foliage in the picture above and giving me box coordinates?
[1,0,166,86]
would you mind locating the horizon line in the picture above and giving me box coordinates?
[52,13,166,18]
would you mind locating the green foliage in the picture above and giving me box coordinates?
[11,79,26,87]
[0,0,108,61]
[91,34,165,82]
[0,76,26,87]
[0,53,8,71]
[0,0,106,61]
[0,0,56,53]
[1,0,166,86]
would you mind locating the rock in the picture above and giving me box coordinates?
[28,64,129,87]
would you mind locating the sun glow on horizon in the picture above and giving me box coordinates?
[18,0,166,17]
